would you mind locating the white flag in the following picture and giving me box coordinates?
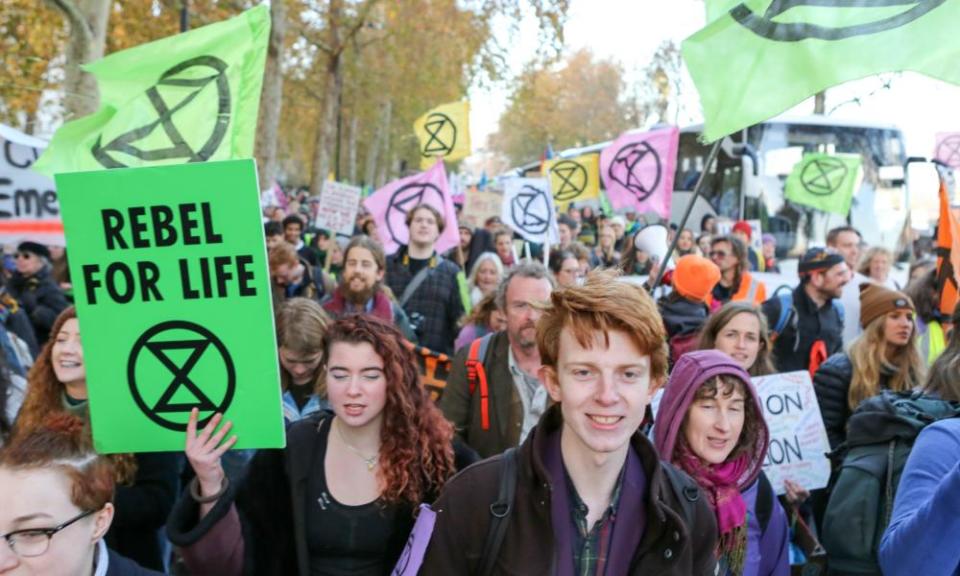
[501,177,559,245]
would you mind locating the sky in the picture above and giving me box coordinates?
[468,0,960,161]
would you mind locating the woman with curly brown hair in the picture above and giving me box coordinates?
[12,307,178,572]
[167,314,459,575]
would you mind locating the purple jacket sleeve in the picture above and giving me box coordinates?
[879,420,960,576]
[757,496,790,576]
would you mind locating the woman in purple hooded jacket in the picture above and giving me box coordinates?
[655,350,789,576]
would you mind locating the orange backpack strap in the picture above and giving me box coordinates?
[465,334,493,431]
[809,340,828,378]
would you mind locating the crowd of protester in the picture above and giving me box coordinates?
[1,193,959,576]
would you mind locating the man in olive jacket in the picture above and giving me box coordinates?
[419,271,718,575]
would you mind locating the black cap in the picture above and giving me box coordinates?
[17,241,50,260]
[798,247,844,275]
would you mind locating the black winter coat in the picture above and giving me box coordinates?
[658,295,708,339]
[106,452,180,571]
[7,268,68,347]
[812,353,897,450]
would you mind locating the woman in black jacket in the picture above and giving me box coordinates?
[813,284,925,449]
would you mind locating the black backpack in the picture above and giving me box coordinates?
[475,448,776,576]
[821,391,960,575]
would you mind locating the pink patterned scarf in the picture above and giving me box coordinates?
[677,442,749,574]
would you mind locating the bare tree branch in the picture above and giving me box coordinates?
[45,0,93,44]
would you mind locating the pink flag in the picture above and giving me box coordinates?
[363,160,459,255]
[600,127,679,218]
[934,133,960,169]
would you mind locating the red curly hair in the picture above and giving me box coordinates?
[323,315,455,504]
[15,307,137,483]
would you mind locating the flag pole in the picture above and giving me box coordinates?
[650,139,722,291]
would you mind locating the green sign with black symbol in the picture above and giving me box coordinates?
[55,159,285,453]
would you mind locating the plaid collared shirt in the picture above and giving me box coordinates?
[566,464,625,576]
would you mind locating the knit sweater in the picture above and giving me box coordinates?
[879,418,960,576]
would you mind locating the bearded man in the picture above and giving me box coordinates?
[322,236,417,342]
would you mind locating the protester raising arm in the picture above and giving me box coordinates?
[168,315,458,576]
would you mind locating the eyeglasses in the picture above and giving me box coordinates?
[709,250,728,259]
[2,509,96,558]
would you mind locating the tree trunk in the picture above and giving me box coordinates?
[50,0,110,119]
[347,114,359,184]
[364,99,390,187]
[814,90,826,114]
[255,0,287,190]
[308,0,344,196]
[375,103,393,188]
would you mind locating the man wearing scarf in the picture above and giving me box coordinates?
[418,271,718,575]
[655,350,790,576]
[322,236,416,342]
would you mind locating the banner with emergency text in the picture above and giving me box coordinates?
[600,127,678,219]
[0,124,62,245]
[502,177,559,245]
[363,160,459,255]
[35,5,270,176]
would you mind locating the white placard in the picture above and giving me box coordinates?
[315,180,362,237]
[754,370,832,495]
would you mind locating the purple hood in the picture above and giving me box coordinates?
[654,349,769,491]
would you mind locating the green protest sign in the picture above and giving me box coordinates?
[785,153,862,216]
[684,1,960,142]
[34,5,269,176]
[55,160,284,453]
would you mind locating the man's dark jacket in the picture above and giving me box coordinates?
[762,284,844,373]
[419,405,719,575]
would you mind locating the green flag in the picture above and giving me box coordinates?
[785,153,862,216]
[684,1,960,142]
[35,5,269,176]
[705,0,741,23]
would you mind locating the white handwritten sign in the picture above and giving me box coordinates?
[754,371,831,495]
[315,181,361,237]
[0,124,62,245]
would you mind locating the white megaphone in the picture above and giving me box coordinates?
[633,224,671,268]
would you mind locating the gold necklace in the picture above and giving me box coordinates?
[334,419,379,470]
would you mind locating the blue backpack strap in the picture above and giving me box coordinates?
[773,292,793,335]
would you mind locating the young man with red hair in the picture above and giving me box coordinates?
[417,271,717,575]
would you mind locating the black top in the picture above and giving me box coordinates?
[406,256,429,277]
[289,381,313,411]
[306,418,400,576]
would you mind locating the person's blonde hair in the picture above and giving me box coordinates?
[275,298,330,393]
[847,311,925,409]
[536,270,667,383]
[858,246,894,278]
